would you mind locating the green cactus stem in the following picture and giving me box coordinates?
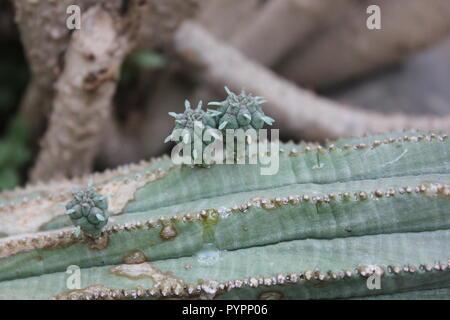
[0,131,448,299]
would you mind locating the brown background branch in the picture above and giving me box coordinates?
[175,21,450,141]
[30,3,145,182]
[277,0,450,88]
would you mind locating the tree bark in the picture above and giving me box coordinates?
[30,3,144,182]
[13,0,200,152]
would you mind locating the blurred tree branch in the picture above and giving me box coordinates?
[12,0,88,140]
[30,3,145,182]
[196,0,263,42]
[97,68,193,167]
[13,0,200,147]
[12,0,200,181]
[229,0,354,67]
[175,21,450,141]
[277,0,450,88]
[9,0,450,179]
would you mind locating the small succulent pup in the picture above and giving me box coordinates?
[165,89,274,166]
[207,87,274,131]
[65,180,108,238]
[165,100,219,166]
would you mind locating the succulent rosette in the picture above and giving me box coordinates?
[207,87,274,131]
[65,184,108,238]
[165,100,219,165]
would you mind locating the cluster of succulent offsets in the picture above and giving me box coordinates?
[208,87,274,131]
[165,87,274,166]
[165,100,218,164]
[65,183,109,239]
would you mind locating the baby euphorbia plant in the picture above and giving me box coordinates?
[164,100,218,166]
[165,88,275,166]
[207,87,274,131]
[66,181,109,239]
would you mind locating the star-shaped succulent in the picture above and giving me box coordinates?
[207,87,274,131]
[66,181,108,238]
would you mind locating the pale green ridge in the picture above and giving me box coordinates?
[0,191,42,207]
[2,172,449,282]
[2,173,449,282]
[40,136,450,232]
[355,287,450,300]
[0,132,448,300]
[0,229,449,299]
[116,173,450,223]
[125,138,449,213]
[0,156,173,207]
[328,131,433,147]
[42,172,450,230]
[0,132,445,210]
[218,271,450,300]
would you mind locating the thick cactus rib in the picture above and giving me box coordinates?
[126,133,450,211]
[0,156,173,235]
[0,132,449,299]
[2,132,447,236]
[0,229,449,299]
[356,287,450,300]
[42,132,450,241]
